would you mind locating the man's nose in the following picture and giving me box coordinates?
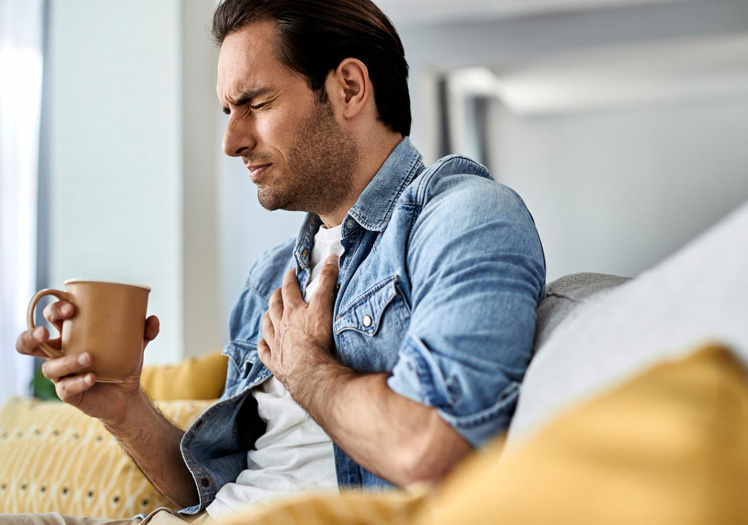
[222,116,256,157]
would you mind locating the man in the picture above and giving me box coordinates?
[10,0,545,523]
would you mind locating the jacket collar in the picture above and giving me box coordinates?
[294,137,423,269]
[346,136,423,233]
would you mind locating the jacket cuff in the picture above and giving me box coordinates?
[386,335,519,447]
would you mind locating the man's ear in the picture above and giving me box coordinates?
[328,58,370,120]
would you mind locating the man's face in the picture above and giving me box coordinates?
[217,20,357,215]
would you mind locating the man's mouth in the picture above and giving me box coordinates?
[247,163,271,182]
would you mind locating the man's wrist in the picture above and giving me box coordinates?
[100,388,153,435]
[288,352,358,417]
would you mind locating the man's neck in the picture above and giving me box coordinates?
[319,132,404,228]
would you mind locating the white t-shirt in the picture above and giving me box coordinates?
[207,224,344,519]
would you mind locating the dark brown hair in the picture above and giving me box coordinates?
[212,0,411,136]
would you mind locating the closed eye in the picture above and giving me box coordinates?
[221,88,274,115]
[221,101,267,115]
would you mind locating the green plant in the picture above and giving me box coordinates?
[31,367,59,401]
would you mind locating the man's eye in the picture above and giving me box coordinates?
[251,102,267,110]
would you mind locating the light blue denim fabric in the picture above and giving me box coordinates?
[177,137,545,514]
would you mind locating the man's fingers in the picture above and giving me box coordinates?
[16,328,42,355]
[144,315,160,343]
[56,373,96,401]
[268,288,284,326]
[42,352,93,382]
[281,268,304,307]
[16,327,61,357]
[309,255,340,312]
[262,311,275,347]
[257,338,271,366]
[42,300,75,328]
[15,330,49,358]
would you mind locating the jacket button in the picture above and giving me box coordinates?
[200,477,210,488]
[363,315,373,328]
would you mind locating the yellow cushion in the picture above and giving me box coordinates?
[422,342,748,525]
[218,485,430,525]
[140,351,228,400]
[0,397,213,517]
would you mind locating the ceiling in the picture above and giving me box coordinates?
[377,0,693,25]
[446,33,748,114]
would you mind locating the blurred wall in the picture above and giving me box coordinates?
[492,99,748,281]
[47,0,220,364]
[398,0,748,281]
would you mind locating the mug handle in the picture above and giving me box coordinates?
[27,289,70,359]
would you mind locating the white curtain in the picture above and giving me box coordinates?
[0,0,45,406]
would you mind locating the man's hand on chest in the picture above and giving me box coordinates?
[258,255,344,404]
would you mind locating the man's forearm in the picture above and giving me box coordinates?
[102,389,198,508]
[292,356,472,487]
[259,261,473,485]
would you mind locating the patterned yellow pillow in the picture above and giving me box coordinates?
[0,397,213,517]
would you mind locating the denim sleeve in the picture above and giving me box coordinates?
[386,172,545,447]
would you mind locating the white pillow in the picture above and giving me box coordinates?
[508,200,748,449]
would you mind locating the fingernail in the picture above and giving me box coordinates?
[326,255,339,265]
[61,303,73,315]
[34,327,44,338]
[78,353,90,366]
[86,374,95,385]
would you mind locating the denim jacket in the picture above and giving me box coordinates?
[178,137,545,514]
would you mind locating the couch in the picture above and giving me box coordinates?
[1,202,746,523]
[0,352,228,516]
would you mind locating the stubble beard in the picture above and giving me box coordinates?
[255,99,358,216]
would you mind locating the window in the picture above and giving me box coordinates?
[0,0,45,406]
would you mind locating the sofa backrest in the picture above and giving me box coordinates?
[533,273,631,354]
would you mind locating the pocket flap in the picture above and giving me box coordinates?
[334,276,400,336]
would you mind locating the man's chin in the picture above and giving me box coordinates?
[257,190,296,212]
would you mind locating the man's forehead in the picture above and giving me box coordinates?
[216,22,279,100]
[218,20,279,69]
[216,22,313,106]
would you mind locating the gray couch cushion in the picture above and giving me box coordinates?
[534,273,631,352]
[507,201,748,451]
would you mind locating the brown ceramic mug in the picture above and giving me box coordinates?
[27,279,151,382]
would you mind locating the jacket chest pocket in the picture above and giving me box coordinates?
[334,276,410,371]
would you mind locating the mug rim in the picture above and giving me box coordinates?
[63,278,151,292]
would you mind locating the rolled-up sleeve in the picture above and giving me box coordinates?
[386,172,545,446]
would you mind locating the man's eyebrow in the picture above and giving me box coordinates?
[222,87,272,114]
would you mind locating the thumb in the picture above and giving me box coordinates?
[310,255,339,312]
[143,315,160,349]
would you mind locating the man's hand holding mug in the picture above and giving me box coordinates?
[16,279,159,424]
